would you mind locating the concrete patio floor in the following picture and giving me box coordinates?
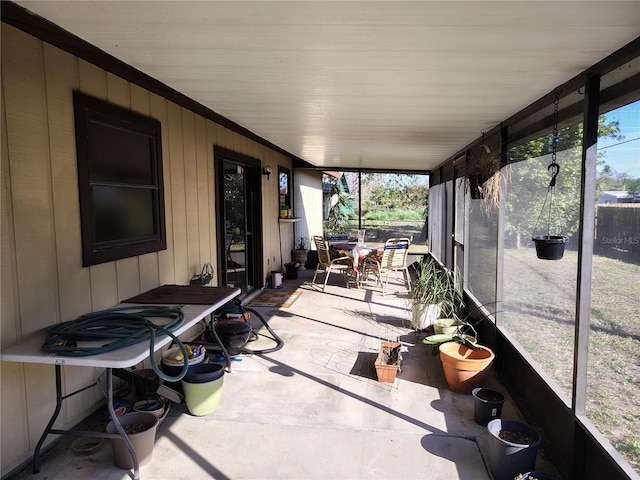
[8,268,557,480]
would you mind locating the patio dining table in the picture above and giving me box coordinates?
[330,242,384,287]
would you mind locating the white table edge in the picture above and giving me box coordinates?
[0,290,240,369]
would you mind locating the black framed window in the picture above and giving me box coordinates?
[73,92,166,266]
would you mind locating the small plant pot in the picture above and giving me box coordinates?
[532,235,568,260]
[438,342,494,394]
[374,341,402,383]
[293,250,309,270]
[434,318,461,335]
[106,412,158,470]
[472,387,505,426]
[487,418,541,480]
[285,263,299,279]
[161,345,205,373]
[133,398,165,419]
[161,346,206,392]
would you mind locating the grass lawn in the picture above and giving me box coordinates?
[502,247,640,472]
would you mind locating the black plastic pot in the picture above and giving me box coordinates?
[487,419,541,480]
[285,263,298,279]
[214,320,252,350]
[532,235,568,260]
[183,363,224,383]
[472,387,505,426]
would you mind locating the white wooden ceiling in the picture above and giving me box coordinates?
[15,1,640,171]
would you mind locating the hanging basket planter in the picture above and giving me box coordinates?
[531,162,568,261]
[531,93,569,261]
[532,235,568,260]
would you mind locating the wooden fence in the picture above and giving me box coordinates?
[595,204,640,255]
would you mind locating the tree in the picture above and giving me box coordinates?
[324,174,356,233]
[505,115,621,244]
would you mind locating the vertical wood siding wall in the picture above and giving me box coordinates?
[293,169,324,249]
[0,24,293,473]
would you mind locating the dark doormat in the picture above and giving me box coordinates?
[123,285,239,305]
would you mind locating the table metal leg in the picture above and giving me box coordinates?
[33,366,141,479]
[33,364,64,473]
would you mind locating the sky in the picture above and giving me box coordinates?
[597,100,640,179]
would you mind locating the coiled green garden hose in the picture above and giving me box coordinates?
[41,305,190,382]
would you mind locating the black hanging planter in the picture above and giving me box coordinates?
[532,93,571,262]
[532,235,568,260]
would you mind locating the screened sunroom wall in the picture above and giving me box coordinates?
[428,43,640,480]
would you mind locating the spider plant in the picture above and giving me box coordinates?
[409,255,464,330]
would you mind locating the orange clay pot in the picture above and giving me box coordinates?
[439,342,495,394]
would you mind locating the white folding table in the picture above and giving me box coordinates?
[0,286,240,480]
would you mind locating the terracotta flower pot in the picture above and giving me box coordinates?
[374,341,402,383]
[438,342,495,394]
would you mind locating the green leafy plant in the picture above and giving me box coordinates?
[422,317,482,355]
[410,255,464,318]
[294,236,309,251]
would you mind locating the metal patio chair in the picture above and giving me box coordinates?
[362,237,412,295]
[311,235,355,291]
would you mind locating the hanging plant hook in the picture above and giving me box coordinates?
[547,162,560,189]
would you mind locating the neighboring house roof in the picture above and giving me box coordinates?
[323,171,342,179]
[598,191,634,203]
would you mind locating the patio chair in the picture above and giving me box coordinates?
[362,237,412,295]
[311,235,355,291]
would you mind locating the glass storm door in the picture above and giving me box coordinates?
[217,155,262,296]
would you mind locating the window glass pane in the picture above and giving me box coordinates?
[279,166,290,212]
[589,94,640,474]
[88,120,154,185]
[92,186,156,244]
[502,118,582,401]
[73,92,165,266]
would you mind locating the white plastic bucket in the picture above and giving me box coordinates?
[271,271,283,288]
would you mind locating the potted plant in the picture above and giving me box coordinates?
[292,236,310,270]
[460,143,507,215]
[422,318,495,394]
[487,418,542,480]
[374,340,402,383]
[409,255,464,331]
[531,163,568,260]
